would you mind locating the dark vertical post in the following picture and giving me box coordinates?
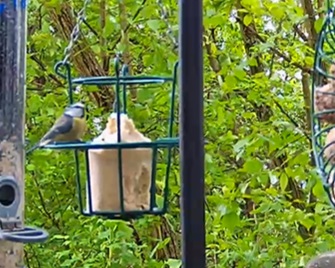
[179,0,205,267]
[0,0,27,266]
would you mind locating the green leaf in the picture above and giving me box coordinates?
[312,180,326,198]
[270,6,285,20]
[247,57,258,66]
[242,159,263,174]
[225,75,237,89]
[233,138,249,153]
[205,153,213,163]
[143,54,153,67]
[166,259,182,268]
[103,19,115,37]
[234,68,247,80]
[221,212,240,230]
[305,56,314,67]
[150,238,171,258]
[26,164,35,171]
[207,15,225,27]
[147,20,161,31]
[299,217,314,231]
[243,15,253,26]
[279,173,288,192]
[91,45,100,54]
[43,0,59,8]
[314,18,325,34]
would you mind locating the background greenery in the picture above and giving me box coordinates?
[24,0,335,267]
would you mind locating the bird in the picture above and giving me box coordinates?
[26,102,87,154]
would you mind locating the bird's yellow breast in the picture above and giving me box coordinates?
[55,118,87,142]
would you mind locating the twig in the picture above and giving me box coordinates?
[29,54,64,87]
[293,24,309,42]
[272,98,311,141]
[30,171,61,230]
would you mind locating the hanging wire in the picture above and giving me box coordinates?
[327,0,332,10]
[61,0,91,65]
[156,0,178,50]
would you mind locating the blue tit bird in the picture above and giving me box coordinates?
[26,102,87,154]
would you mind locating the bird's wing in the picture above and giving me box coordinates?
[40,115,74,142]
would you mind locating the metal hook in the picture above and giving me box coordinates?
[54,61,71,80]
[114,56,121,77]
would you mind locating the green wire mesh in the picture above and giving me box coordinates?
[44,57,179,219]
[312,7,335,207]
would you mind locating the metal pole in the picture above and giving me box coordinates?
[179,0,205,267]
[0,0,27,267]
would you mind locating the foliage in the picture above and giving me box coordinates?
[23,0,335,267]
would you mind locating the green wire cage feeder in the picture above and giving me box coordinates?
[44,57,179,220]
[312,3,335,207]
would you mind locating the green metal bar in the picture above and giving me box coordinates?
[162,62,179,212]
[74,151,84,214]
[85,150,93,213]
[121,65,128,114]
[43,138,179,150]
[114,57,125,214]
[149,147,158,210]
[82,209,165,217]
[71,76,174,86]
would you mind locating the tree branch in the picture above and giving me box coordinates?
[272,98,311,142]
[293,24,309,42]
[234,16,313,74]
[111,0,148,51]
[49,3,114,109]
[99,0,109,73]
[119,0,137,99]
[301,0,317,48]
[29,54,64,87]
[203,28,223,87]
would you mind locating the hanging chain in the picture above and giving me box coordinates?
[61,0,91,64]
[156,0,178,50]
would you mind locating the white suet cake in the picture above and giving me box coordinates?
[87,112,153,213]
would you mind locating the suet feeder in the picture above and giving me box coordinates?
[44,57,179,220]
[311,5,335,207]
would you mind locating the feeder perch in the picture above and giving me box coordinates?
[43,57,179,220]
[0,176,48,243]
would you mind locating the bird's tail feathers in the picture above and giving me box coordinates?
[39,139,52,147]
[26,139,52,155]
[25,143,40,155]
